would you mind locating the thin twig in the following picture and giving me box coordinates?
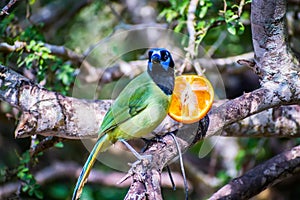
[107,0,123,22]
[0,41,255,82]
[238,0,246,17]
[180,0,199,75]
[29,136,65,157]
[25,0,32,22]
[0,0,18,16]
[205,31,227,58]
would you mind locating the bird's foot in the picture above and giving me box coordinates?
[141,134,167,153]
[119,139,153,161]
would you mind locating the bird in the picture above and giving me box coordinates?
[72,48,175,200]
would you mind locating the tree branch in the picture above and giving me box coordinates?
[0,0,18,16]
[205,1,300,198]
[196,52,254,74]
[224,105,300,137]
[251,0,300,83]
[0,41,255,83]
[124,134,192,200]
[29,136,65,157]
[0,64,113,138]
[179,0,199,74]
[0,41,145,84]
[0,62,299,139]
[206,85,299,138]
[0,161,189,198]
[209,145,300,200]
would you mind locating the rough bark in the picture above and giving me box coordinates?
[124,134,189,200]
[224,105,300,137]
[209,145,300,200]
[0,64,112,138]
[1,64,299,140]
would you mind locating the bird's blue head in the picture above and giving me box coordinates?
[148,48,174,72]
[147,48,175,95]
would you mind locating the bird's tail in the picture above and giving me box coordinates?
[72,134,110,200]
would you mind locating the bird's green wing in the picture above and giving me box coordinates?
[128,86,150,116]
[99,83,151,136]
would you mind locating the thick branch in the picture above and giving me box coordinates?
[124,134,192,200]
[206,0,300,136]
[0,64,299,139]
[251,0,300,83]
[209,145,300,199]
[224,105,300,137]
[206,85,299,138]
[0,64,113,138]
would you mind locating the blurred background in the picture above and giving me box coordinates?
[0,0,300,199]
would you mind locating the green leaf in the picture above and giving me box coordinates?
[178,0,189,16]
[165,10,179,22]
[196,21,206,30]
[235,149,246,170]
[169,0,177,8]
[54,142,64,148]
[29,177,36,184]
[227,24,236,35]
[20,151,31,164]
[199,6,208,19]
[22,185,29,192]
[174,20,186,32]
[28,188,34,196]
[199,0,205,6]
[20,167,29,173]
[34,190,44,199]
[237,22,245,35]
[27,40,36,50]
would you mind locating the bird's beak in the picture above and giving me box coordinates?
[151,54,160,64]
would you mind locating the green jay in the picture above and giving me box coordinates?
[72,48,175,200]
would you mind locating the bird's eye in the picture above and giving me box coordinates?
[161,51,169,61]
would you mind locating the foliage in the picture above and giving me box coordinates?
[0,19,76,95]
[17,151,43,199]
[159,0,251,51]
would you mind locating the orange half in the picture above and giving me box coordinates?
[168,75,214,124]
